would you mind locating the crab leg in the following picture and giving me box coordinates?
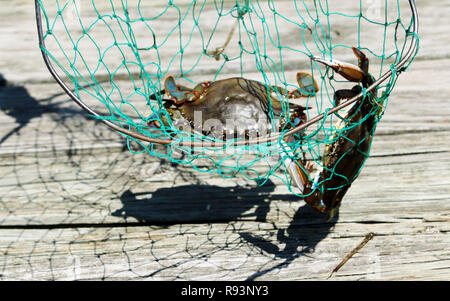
[279,73,316,193]
[286,158,309,192]
[146,112,163,129]
[277,72,328,212]
[164,76,191,104]
[165,76,212,104]
[283,136,310,193]
[334,85,362,106]
[273,72,319,99]
[282,136,328,213]
[290,72,320,97]
[312,47,368,83]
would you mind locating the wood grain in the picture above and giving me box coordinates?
[0,0,448,280]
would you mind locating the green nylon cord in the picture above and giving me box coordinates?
[38,0,419,196]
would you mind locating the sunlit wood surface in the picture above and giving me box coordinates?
[0,0,448,280]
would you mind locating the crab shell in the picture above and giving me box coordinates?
[163,75,317,140]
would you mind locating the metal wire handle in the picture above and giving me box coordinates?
[35,0,419,148]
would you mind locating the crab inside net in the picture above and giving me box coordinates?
[37,0,418,196]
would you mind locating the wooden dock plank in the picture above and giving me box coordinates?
[0,0,449,280]
[0,151,449,225]
[0,224,448,280]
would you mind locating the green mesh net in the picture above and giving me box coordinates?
[36,0,418,203]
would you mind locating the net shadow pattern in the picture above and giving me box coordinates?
[0,80,339,280]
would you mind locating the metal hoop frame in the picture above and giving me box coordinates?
[35,0,419,148]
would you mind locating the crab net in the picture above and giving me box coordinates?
[36,0,418,196]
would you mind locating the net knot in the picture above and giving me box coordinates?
[233,2,250,18]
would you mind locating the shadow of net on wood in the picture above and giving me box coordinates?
[112,179,337,280]
[0,80,71,145]
[0,79,129,226]
[113,180,283,223]
[241,206,338,280]
[0,77,108,146]
[0,79,337,280]
[0,80,141,279]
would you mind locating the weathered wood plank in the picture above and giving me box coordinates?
[2,0,427,84]
[0,0,449,281]
[0,223,448,280]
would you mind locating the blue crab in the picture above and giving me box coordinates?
[148,72,318,140]
[299,47,382,220]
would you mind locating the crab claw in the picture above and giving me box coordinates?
[146,112,162,129]
[283,135,313,194]
[286,157,309,193]
[283,140,310,194]
[287,72,319,98]
[165,76,210,104]
[312,47,367,83]
[352,47,369,74]
[165,76,188,104]
[297,72,319,95]
[283,147,328,214]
